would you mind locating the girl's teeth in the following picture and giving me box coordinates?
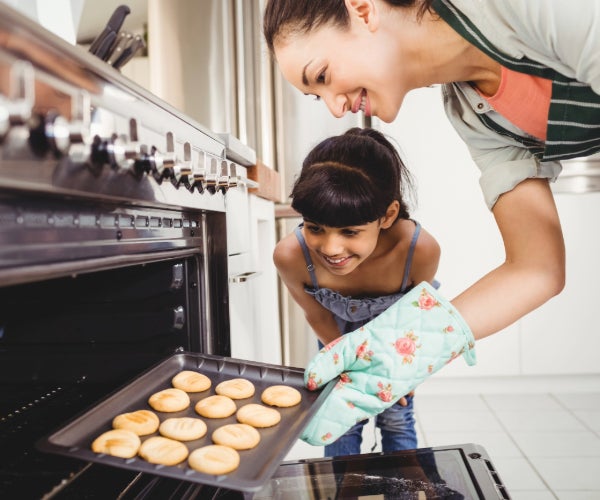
[326,256,345,264]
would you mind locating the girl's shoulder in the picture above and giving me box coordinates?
[273,230,304,271]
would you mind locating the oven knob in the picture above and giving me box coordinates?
[190,150,207,193]
[0,99,9,141]
[228,162,239,188]
[152,132,176,181]
[68,91,92,164]
[205,156,219,194]
[27,110,71,157]
[90,134,130,170]
[0,60,34,144]
[217,159,230,194]
[107,133,132,170]
[6,60,34,127]
[172,141,193,188]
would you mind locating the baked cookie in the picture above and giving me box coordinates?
[194,395,236,419]
[138,436,189,466]
[91,429,141,458]
[214,378,255,399]
[112,409,159,436]
[261,385,302,408]
[211,423,260,450]
[171,370,212,393]
[236,403,281,428]
[148,388,190,412]
[159,417,207,441]
[188,445,240,475]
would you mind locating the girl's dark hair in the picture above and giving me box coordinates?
[263,0,433,53]
[290,127,414,227]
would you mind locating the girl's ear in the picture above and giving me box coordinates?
[344,0,380,32]
[380,201,400,229]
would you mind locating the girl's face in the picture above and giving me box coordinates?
[302,218,389,276]
[274,2,409,123]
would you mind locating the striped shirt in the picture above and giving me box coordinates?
[430,0,600,208]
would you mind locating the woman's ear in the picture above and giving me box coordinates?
[344,0,380,32]
[380,201,400,229]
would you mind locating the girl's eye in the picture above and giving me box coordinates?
[306,225,321,234]
[342,229,358,236]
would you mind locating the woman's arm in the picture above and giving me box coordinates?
[451,177,565,340]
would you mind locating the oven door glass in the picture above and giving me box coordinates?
[251,444,506,500]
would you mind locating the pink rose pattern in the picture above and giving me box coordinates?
[392,331,421,364]
[312,286,472,443]
[356,340,373,362]
[412,288,440,310]
[377,381,394,402]
[306,372,321,391]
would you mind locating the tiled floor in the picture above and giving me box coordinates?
[285,375,600,499]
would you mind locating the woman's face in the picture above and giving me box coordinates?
[274,12,409,123]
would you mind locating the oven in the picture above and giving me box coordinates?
[0,4,234,498]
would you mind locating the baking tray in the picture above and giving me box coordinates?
[37,352,334,492]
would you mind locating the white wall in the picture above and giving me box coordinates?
[376,86,600,379]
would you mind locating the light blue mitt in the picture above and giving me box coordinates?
[302,281,476,446]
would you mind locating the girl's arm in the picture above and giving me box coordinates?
[451,177,565,340]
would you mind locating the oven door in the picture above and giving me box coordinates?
[245,444,510,500]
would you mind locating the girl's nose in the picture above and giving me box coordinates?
[320,234,344,256]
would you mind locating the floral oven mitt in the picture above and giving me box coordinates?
[302,281,476,446]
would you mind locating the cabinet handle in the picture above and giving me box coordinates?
[229,271,260,283]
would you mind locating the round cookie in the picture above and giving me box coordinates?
[138,436,189,466]
[236,403,281,428]
[171,370,212,393]
[188,445,240,475]
[112,409,159,436]
[159,417,207,441]
[214,378,255,399]
[261,385,302,408]
[211,423,260,450]
[91,429,141,458]
[148,388,190,412]
[195,395,237,419]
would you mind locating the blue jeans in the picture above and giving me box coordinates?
[324,395,417,457]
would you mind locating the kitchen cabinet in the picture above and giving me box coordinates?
[376,86,600,379]
[228,194,282,365]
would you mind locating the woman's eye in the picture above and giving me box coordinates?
[316,71,326,84]
[313,95,321,101]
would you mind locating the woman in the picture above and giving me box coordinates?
[263,0,600,445]
[263,0,600,340]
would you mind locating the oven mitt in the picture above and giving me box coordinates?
[301,281,476,446]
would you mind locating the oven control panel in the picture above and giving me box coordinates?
[0,6,256,212]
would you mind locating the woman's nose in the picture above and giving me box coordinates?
[323,94,348,118]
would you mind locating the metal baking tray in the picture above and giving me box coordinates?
[37,352,334,492]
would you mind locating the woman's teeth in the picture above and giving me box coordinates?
[359,93,366,112]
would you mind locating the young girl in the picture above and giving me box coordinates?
[273,127,440,456]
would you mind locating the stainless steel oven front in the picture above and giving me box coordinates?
[0,4,237,498]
